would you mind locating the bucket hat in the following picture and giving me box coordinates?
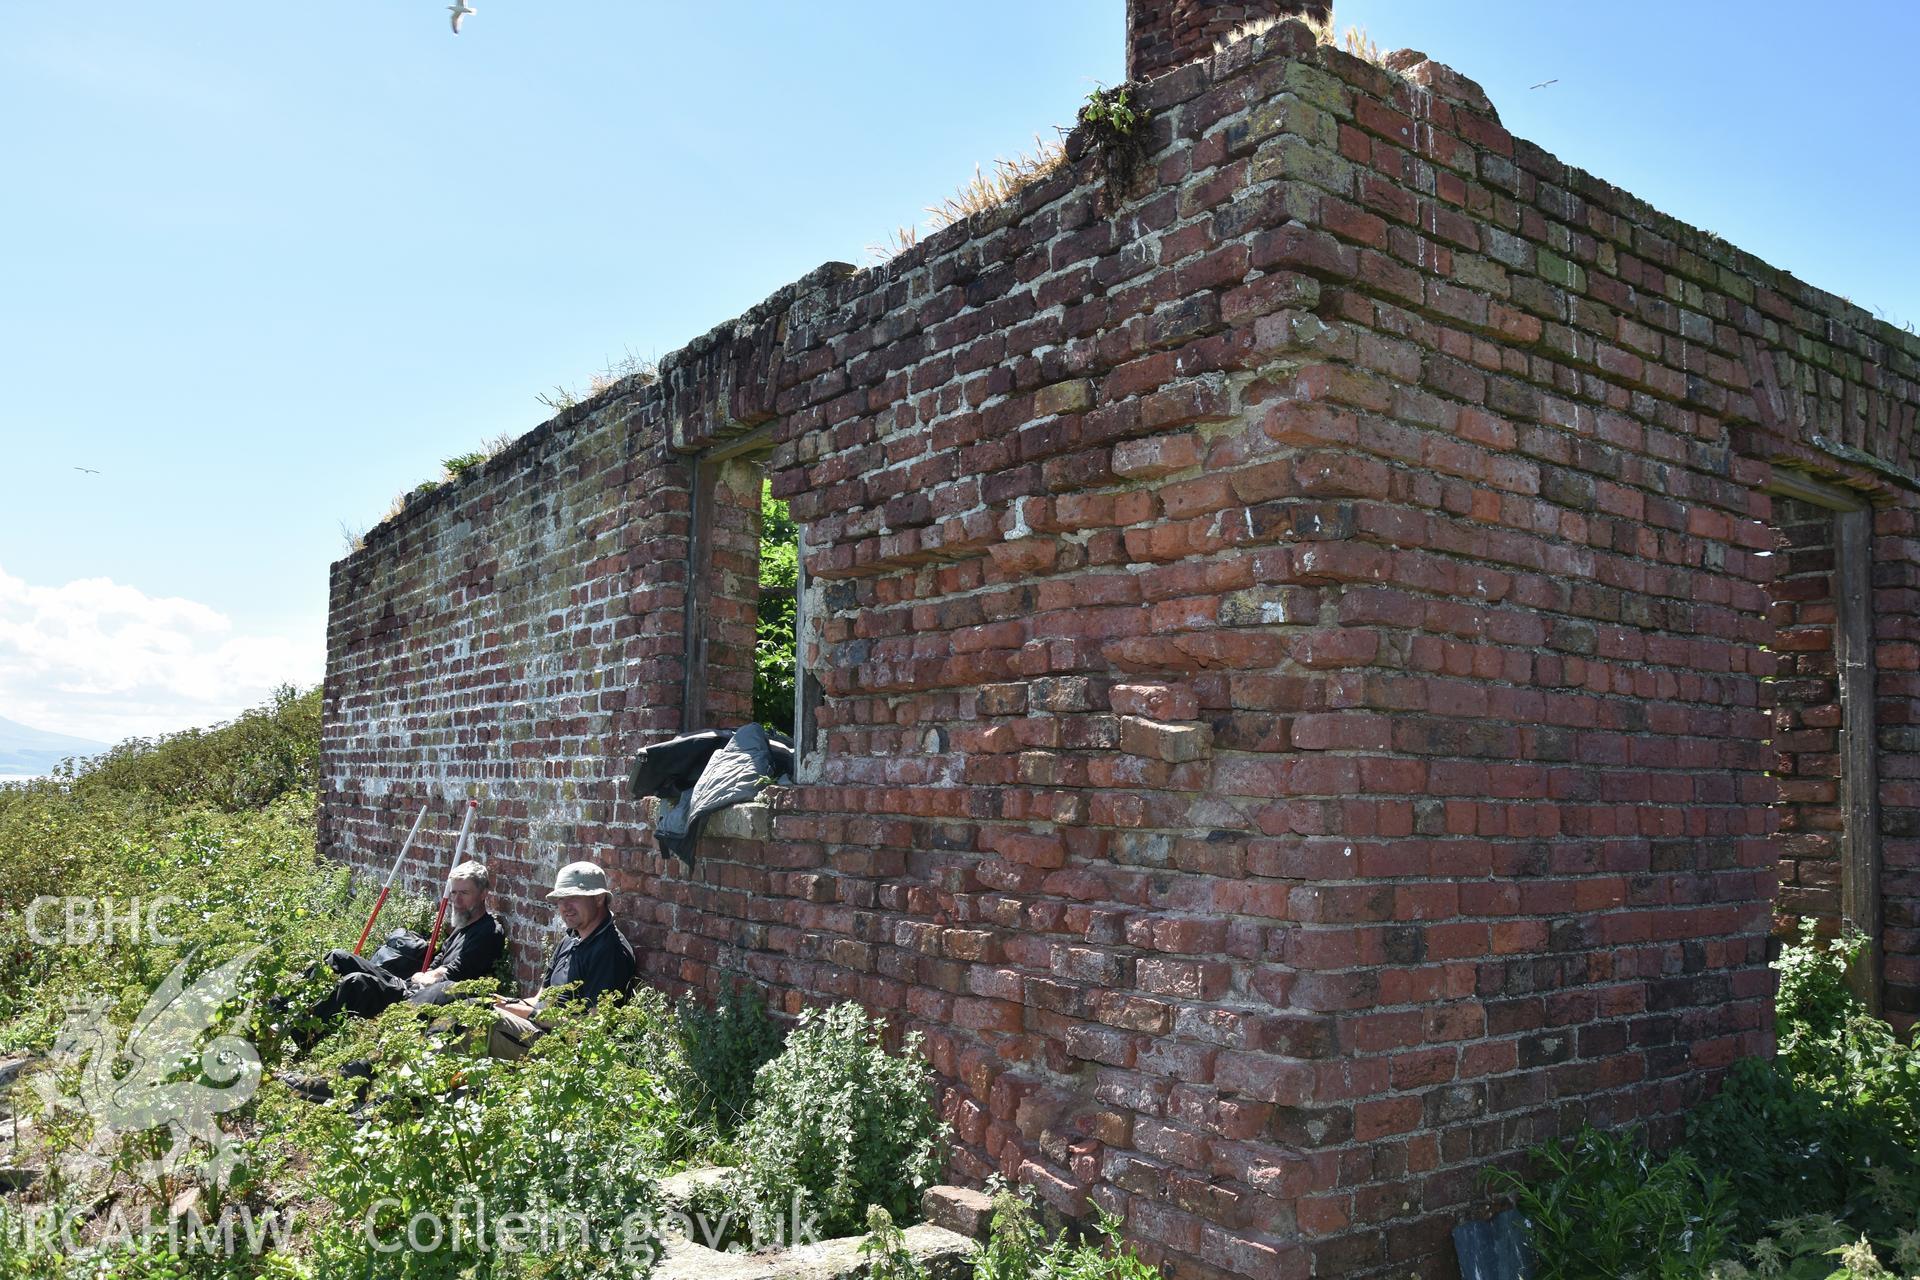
[546,861,611,899]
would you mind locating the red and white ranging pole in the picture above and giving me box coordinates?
[351,803,429,957]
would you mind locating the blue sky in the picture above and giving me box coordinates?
[2,1,1915,746]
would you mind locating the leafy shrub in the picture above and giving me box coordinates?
[860,1205,926,1280]
[1043,1209,1163,1280]
[730,1003,945,1239]
[70,686,321,814]
[1686,924,1920,1266]
[300,993,679,1279]
[0,786,380,1059]
[1685,1056,1858,1244]
[1077,86,1151,203]
[1775,919,1869,1072]
[973,1183,1051,1280]
[677,979,785,1138]
[1485,1125,1733,1280]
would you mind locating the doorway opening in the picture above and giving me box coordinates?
[1763,471,1879,1011]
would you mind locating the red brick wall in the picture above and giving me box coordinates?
[322,18,1920,1278]
[1126,0,1331,82]
[694,455,769,728]
[321,390,698,970]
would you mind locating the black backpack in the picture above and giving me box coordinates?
[369,929,429,979]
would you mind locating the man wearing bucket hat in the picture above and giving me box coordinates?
[485,860,636,1059]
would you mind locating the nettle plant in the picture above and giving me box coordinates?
[971,1179,1164,1280]
[677,978,786,1142]
[728,1002,946,1240]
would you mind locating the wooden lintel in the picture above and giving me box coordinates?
[698,421,780,465]
[1765,467,1868,512]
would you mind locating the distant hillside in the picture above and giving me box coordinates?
[0,715,107,777]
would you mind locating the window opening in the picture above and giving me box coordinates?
[683,428,812,771]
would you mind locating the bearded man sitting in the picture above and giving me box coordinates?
[294,860,506,1038]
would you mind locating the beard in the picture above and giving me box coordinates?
[447,905,477,931]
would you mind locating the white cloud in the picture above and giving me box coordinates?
[0,563,323,745]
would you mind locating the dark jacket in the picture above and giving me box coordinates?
[540,914,636,1010]
[629,730,729,799]
[631,726,794,863]
[405,912,508,1007]
[433,912,507,983]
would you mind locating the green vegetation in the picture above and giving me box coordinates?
[860,1206,923,1280]
[0,688,356,1057]
[969,1184,1162,1280]
[1076,86,1150,203]
[676,979,786,1141]
[440,450,490,480]
[1500,924,1920,1279]
[1076,86,1142,141]
[755,478,798,736]
[1,695,1035,1278]
[296,994,679,1279]
[65,686,320,813]
[1485,1126,1732,1280]
[729,1002,945,1239]
[0,691,375,1277]
[972,1184,1050,1280]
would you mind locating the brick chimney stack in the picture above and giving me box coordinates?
[1125,0,1332,82]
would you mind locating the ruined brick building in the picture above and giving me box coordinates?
[319,2,1920,1275]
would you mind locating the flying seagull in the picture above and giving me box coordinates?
[73,466,99,475]
[1530,78,1558,90]
[449,1,474,34]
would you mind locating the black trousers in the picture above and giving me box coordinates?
[311,949,409,1022]
[407,979,457,1007]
